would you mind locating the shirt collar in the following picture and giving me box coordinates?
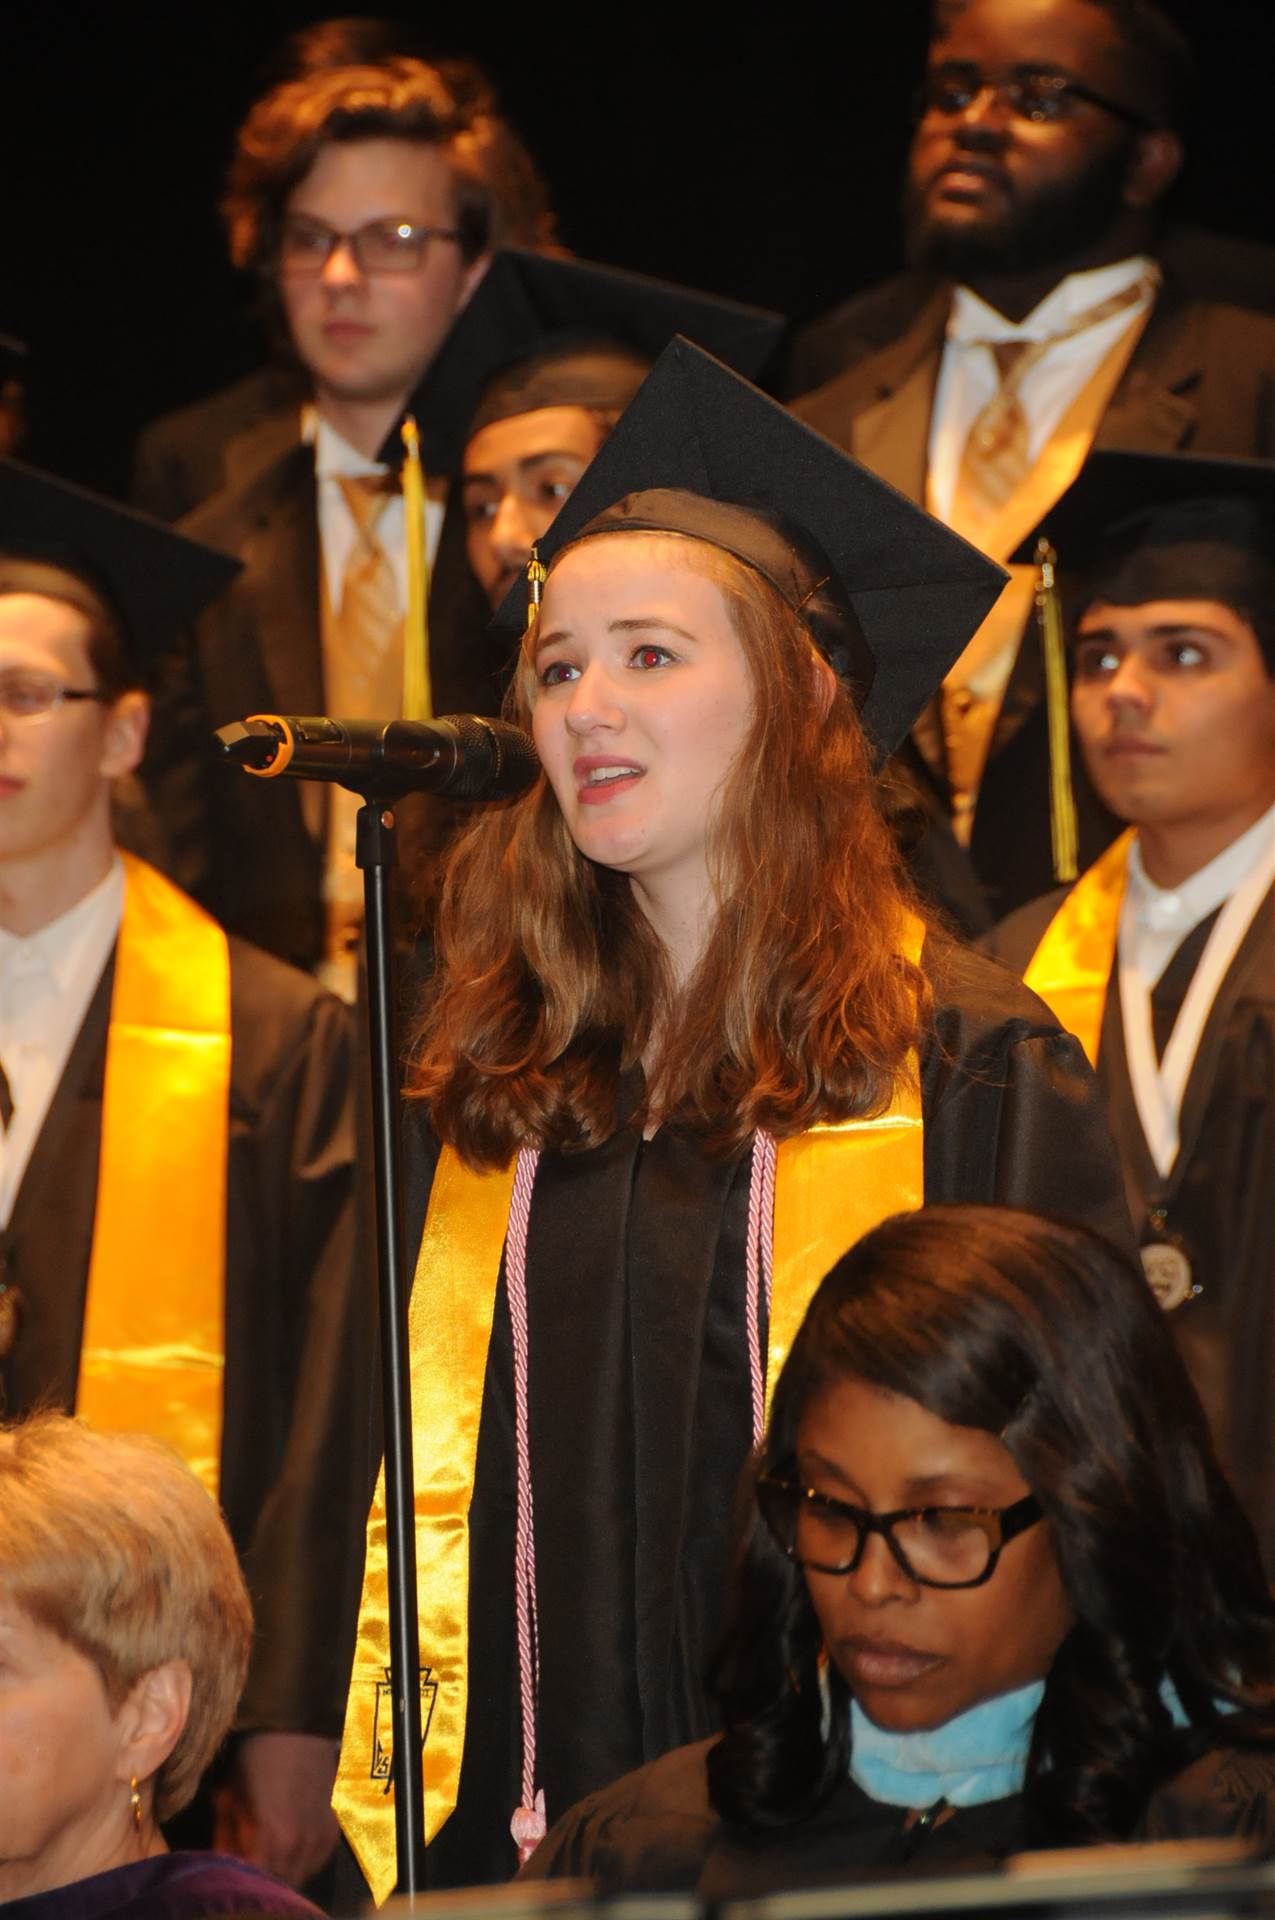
[0,857,124,991]
[306,405,389,482]
[947,254,1159,345]
[1126,801,1275,938]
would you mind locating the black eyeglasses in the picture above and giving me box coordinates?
[916,63,1153,131]
[757,1472,1043,1590]
[278,216,464,277]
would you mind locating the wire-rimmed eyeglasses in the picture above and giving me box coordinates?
[916,63,1154,131]
[757,1471,1044,1590]
[278,216,464,276]
[0,669,108,724]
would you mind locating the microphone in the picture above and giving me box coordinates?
[213,712,540,801]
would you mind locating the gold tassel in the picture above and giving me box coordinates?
[1034,536,1079,884]
[526,543,546,631]
[400,415,433,721]
[526,541,545,629]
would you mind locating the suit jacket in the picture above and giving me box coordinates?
[791,276,1275,924]
[138,437,501,970]
[131,364,311,524]
[784,225,1275,399]
[0,929,373,1736]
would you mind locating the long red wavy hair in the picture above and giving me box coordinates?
[411,533,934,1167]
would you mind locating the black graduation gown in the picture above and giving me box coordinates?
[404,944,1132,1889]
[519,1733,1275,1896]
[989,884,1275,1570]
[0,934,374,1737]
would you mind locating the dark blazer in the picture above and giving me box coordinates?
[785,225,1275,399]
[131,364,310,523]
[791,277,1275,923]
[138,439,500,970]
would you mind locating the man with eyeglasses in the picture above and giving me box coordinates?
[790,0,1275,935]
[0,462,372,1889]
[132,53,556,990]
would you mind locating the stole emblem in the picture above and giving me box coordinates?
[370,1665,438,1788]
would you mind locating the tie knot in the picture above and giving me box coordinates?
[338,471,397,541]
[989,339,1033,384]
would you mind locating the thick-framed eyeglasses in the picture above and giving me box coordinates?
[916,63,1154,131]
[757,1472,1043,1590]
[278,216,464,276]
[0,669,108,724]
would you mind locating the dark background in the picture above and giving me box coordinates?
[4,0,1273,493]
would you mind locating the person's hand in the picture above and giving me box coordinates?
[214,1730,342,1887]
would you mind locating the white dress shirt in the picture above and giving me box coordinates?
[0,860,124,1228]
[928,255,1160,522]
[1122,803,1275,991]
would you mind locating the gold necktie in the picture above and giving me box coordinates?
[950,275,1156,540]
[331,475,403,719]
[318,476,404,1000]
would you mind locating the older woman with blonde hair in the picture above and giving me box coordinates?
[0,1414,321,1918]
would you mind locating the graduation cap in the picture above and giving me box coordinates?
[492,336,1009,759]
[0,458,241,674]
[382,249,786,476]
[1013,447,1275,677]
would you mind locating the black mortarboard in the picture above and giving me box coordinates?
[384,249,785,476]
[1013,448,1275,670]
[1015,448,1275,568]
[492,337,1008,759]
[0,458,240,671]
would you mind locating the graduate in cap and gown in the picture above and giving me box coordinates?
[986,449,1275,1569]
[332,340,1132,1899]
[0,462,372,1885]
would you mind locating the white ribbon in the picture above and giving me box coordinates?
[1118,830,1275,1179]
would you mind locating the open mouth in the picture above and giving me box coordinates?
[585,765,641,786]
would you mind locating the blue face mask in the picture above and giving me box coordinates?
[849,1674,1202,1811]
[849,1679,1045,1810]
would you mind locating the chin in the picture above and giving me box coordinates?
[852,1688,957,1734]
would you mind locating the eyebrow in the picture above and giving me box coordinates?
[797,1450,1009,1503]
[1077,622,1231,642]
[533,615,700,660]
[462,452,589,488]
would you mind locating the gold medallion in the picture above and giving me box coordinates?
[1140,1241,1197,1313]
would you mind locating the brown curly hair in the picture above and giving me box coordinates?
[412,532,934,1168]
[223,56,557,277]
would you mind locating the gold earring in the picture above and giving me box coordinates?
[130,1776,143,1833]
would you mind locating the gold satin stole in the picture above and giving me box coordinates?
[1022,831,1136,1067]
[77,854,232,1497]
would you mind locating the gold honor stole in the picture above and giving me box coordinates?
[76,853,232,1499]
[1022,830,1135,1068]
[334,931,926,1903]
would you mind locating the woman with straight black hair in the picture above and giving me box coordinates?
[523,1205,1275,1894]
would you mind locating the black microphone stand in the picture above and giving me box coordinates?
[213,711,540,1901]
[357,793,427,1898]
